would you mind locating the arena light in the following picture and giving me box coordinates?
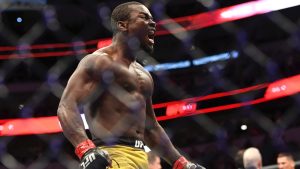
[145,61,191,72]
[264,74,300,99]
[16,17,23,23]
[155,0,300,36]
[99,0,300,46]
[0,98,271,136]
[241,124,248,131]
[166,102,197,116]
[157,97,270,121]
[0,80,280,136]
[3,73,299,136]
[219,0,300,19]
[0,95,278,136]
[0,116,61,136]
[0,0,299,58]
[153,83,268,109]
[0,75,299,136]
[0,48,96,59]
[192,50,238,66]
[0,114,88,136]
[0,39,99,52]
[144,50,238,72]
[1,0,47,5]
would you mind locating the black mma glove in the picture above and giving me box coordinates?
[79,148,111,169]
[173,156,206,169]
[75,139,111,169]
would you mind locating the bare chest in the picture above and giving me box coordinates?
[102,63,152,96]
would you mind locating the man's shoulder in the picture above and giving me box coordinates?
[135,62,153,81]
[135,62,150,73]
[83,50,111,64]
[92,49,110,57]
[77,50,113,73]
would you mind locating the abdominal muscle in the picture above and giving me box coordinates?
[85,93,146,142]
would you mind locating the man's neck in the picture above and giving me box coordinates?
[110,35,136,64]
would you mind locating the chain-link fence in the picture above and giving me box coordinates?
[1,0,300,169]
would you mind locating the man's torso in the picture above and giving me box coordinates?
[84,51,153,142]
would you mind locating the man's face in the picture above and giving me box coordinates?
[126,4,156,54]
[277,157,295,169]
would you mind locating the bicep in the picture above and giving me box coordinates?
[60,59,97,106]
[62,73,91,103]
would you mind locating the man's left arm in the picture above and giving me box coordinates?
[144,97,180,163]
[144,97,205,169]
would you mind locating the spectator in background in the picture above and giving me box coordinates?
[148,151,162,169]
[277,153,295,169]
[243,147,262,169]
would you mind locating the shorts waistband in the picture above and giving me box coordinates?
[93,137,145,150]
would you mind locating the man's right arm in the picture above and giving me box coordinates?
[57,55,96,147]
[57,55,112,169]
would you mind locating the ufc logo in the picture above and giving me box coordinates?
[134,140,144,148]
[80,153,96,169]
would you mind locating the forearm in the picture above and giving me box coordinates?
[57,101,88,147]
[145,123,182,165]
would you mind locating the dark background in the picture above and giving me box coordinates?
[1,0,300,168]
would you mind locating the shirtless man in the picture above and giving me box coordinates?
[277,153,295,169]
[57,1,205,169]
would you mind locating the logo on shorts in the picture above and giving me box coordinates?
[134,140,144,148]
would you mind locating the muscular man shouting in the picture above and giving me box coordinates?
[57,1,205,169]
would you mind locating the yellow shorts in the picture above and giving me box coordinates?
[100,145,148,169]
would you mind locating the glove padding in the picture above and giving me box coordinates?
[173,156,206,169]
[80,148,111,169]
[185,162,206,169]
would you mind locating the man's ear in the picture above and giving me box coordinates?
[117,21,128,32]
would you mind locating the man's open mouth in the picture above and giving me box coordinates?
[147,30,155,44]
